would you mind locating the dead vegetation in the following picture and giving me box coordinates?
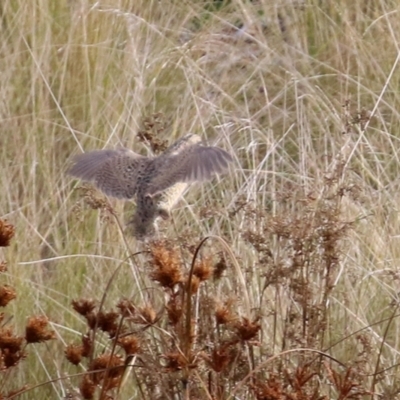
[2,0,400,399]
[0,153,391,399]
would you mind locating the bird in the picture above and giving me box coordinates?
[68,134,232,239]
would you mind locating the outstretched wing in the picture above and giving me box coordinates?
[68,149,149,199]
[145,142,232,197]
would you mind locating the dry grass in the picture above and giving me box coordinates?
[2,0,400,398]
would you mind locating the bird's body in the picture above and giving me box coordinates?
[69,134,232,239]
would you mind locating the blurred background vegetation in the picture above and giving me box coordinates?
[2,0,400,398]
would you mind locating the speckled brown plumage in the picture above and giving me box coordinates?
[69,134,232,239]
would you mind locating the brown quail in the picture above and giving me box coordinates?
[69,134,232,239]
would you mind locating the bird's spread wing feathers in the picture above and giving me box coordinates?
[69,149,148,199]
[145,143,232,197]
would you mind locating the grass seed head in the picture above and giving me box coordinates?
[0,285,16,307]
[0,328,25,368]
[25,316,56,343]
[89,353,124,384]
[234,317,261,342]
[65,343,84,365]
[187,274,201,294]
[205,344,236,373]
[215,299,236,325]
[72,299,97,317]
[193,256,213,281]
[135,304,157,325]
[0,219,15,247]
[0,327,24,352]
[213,255,228,279]
[117,335,140,355]
[163,352,189,371]
[80,374,96,400]
[81,334,93,358]
[166,294,183,325]
[72,299,98,330]
[97,310,120,338]
[116,299,136,318]
[149,241,183,289]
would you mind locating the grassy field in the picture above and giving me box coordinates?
[1,0,400,399]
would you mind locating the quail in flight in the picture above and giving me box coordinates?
[69,134,232,239]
